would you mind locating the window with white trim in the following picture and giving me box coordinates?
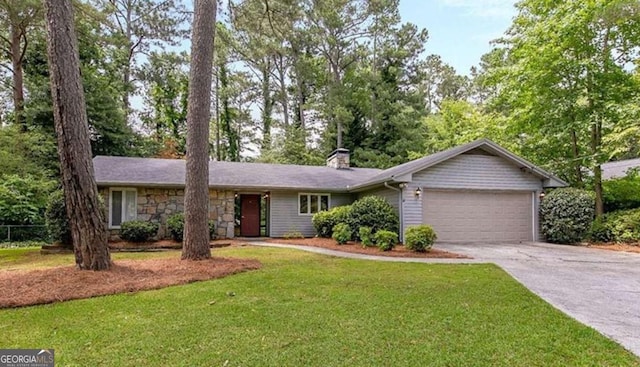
[299,193,330,215]
[109,188,137,228]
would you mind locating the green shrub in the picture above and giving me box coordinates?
[0,174,55,225]
[167,213,184,241]
[166,213,216,242]
[332,223,351,245]
[603,171,640,212]
[374,230,398,251]
[311,211,332,237]
[312,205,352,238]
[589,218,614,243]
[45,190,72,248]
[606,208,640,243]
[120,220,158,242]
[404,225,437,252]
[358,226,373,247]
[349,196,398,239]
[540,188,595,244]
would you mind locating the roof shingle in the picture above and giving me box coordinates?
[602,158,640,180]
[93,156,381,191]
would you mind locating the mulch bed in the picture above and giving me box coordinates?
[108,239,244,251]
[586,243,640,254]
[268,237,469,259]
[0,257,261,309]
[40,239,243,254]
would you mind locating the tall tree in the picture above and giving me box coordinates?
[354,22,429,168]
[305,0,383,149]
[23,9,138,157]
[0,0,41,130]
[212,22,254,162]
[422,54,469,114]
[139,51,189,153]
[489,0,640,216]
[182,0,216,260]
[93,0,188,120]
[229,0,276,150]
[44,0,110,270]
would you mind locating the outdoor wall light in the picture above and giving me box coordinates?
[414,187,422,198]
[398,183,408,189]
[539,191,546,199]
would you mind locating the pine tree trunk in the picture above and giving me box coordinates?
[276,54,289,127]
[261,63,272,150]
[44,0,111,270]
[10,25,25,131]
[182,0,216,260]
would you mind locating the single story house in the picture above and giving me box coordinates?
[602,158,640,180]
[94,139,567,243]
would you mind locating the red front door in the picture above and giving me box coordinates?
[240,194,261,236]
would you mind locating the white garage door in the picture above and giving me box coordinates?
[423,190,533,242]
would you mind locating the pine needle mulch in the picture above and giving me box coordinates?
[0,257,261,309]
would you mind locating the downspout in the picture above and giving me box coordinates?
[384,182,403,242]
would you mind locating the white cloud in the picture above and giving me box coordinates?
[439,0,517,19]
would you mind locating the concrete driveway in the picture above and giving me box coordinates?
[435,242,640,357]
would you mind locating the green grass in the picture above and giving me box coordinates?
[0,247,638,366]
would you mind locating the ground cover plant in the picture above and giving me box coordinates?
[0,246,637,366]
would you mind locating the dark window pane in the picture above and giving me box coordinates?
[300,195,308,214]
[111,191,123,226]
[310,195,318,213]
[320,196,329,211]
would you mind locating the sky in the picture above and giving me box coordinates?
[398,0,518,75]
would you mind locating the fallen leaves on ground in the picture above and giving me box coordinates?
[587,243,640,254]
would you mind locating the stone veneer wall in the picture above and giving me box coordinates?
[101,187,235,241]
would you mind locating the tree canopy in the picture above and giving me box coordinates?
[0,0,638,220]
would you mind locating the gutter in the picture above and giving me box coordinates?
[384,182,404,242]
[96,182,350,193]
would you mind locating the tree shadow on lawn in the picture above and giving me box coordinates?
[0,256,261,309]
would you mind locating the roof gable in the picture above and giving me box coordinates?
[602,158,640,180]
[348,139,568,190]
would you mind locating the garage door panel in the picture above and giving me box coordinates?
[423,190,533,242]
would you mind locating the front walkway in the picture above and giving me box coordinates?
[251,241,640,358]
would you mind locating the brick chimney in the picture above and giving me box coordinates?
[326,148,350,169]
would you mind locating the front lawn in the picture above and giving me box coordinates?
[0,247,637,366]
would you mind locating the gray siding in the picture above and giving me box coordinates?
[402,185,423,239]
[413,154,542,190]
[358,186,400,213]
[402,154,544,239]
[269,191,354,237]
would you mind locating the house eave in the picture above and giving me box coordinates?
[347,176,410,192]
[97,181,351,193]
